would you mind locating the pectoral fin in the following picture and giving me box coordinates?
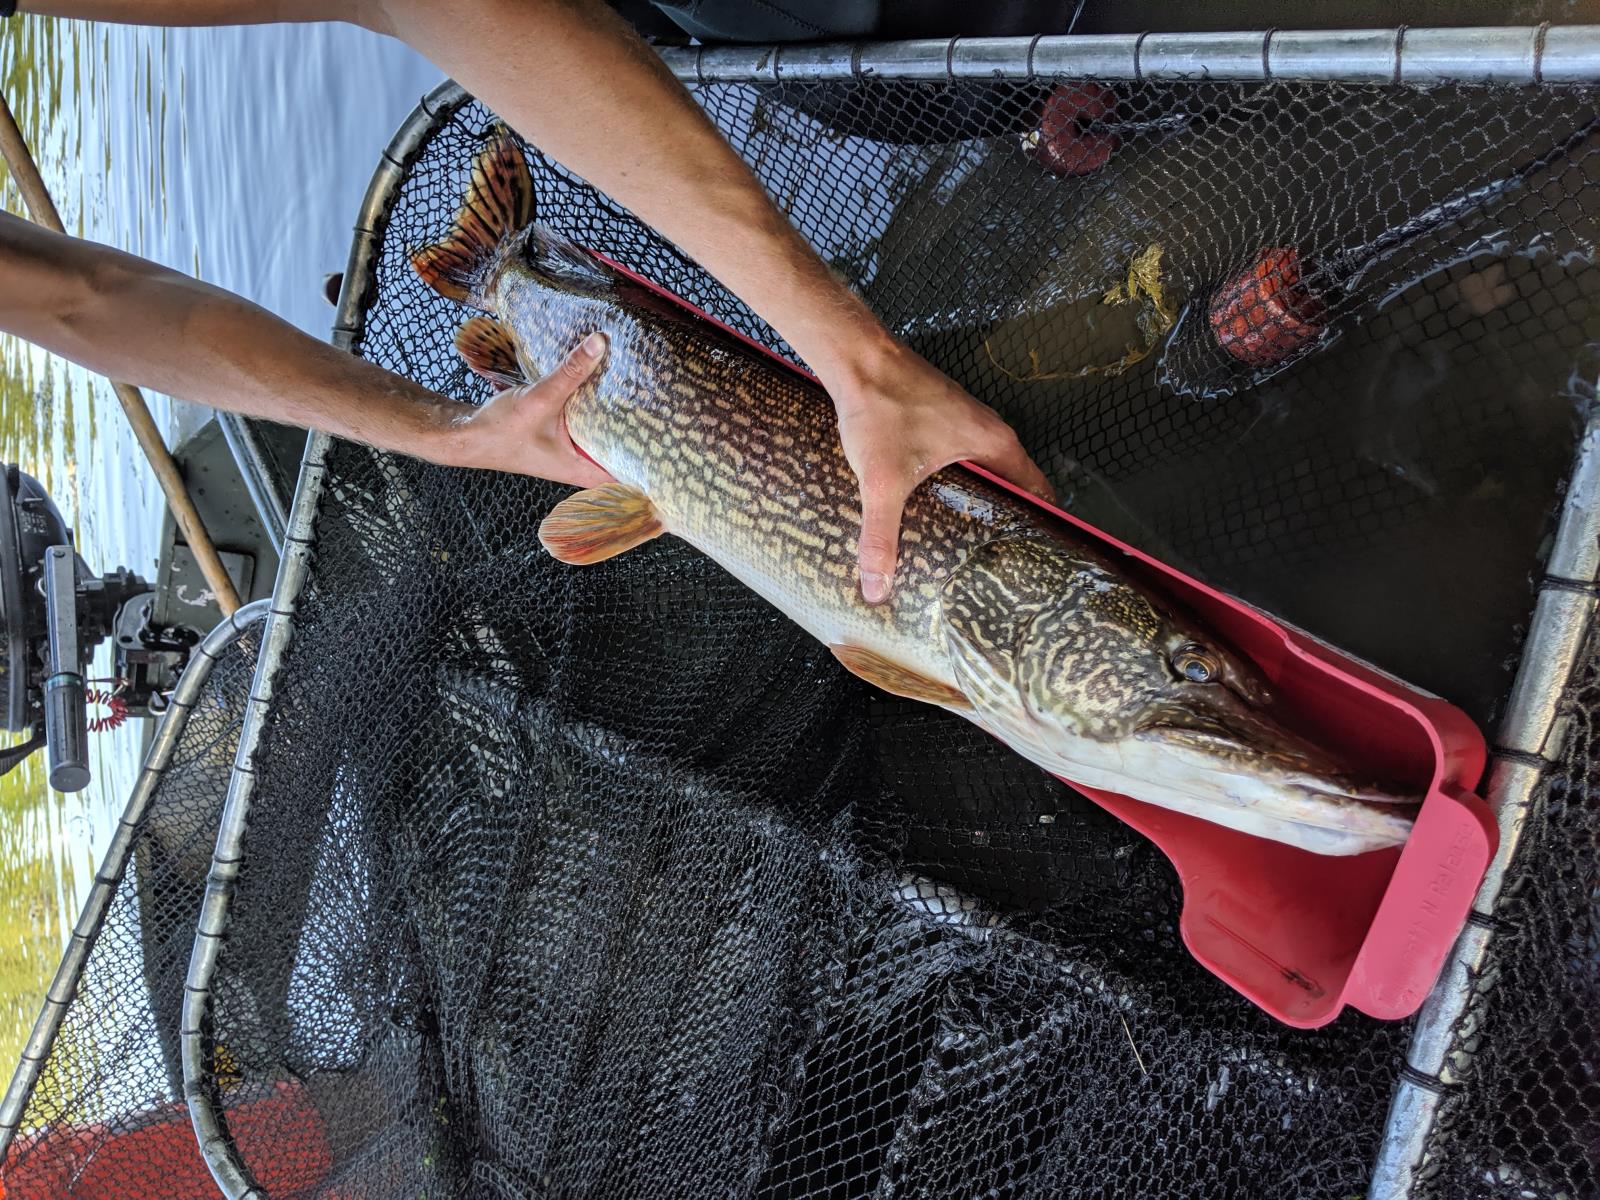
[455,316,526,388]
[830,645,971,709]
[539,484,664,565]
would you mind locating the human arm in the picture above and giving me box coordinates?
[0,211,611,485]
[17,0,1052,601]
[364,0,1056,602]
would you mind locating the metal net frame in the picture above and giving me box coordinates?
[5,27,1600,1200]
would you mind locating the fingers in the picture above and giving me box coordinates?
[823,346,1059,606]
[966,430,1057,506]
[856,476,910,605]
[852,427,1055,606]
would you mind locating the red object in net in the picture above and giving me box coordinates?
[1208,245,1331,368]
[1026,83,1117,177]
[0,1081,331,1200]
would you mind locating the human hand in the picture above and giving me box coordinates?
[826,341,1055,605]
[439,332,614,487]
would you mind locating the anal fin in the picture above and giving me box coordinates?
[455,316,526,388]
[831,645,971,709]
[539,483,664,565]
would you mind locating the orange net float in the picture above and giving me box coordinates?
[1206,246,1330,368]
[1023,83,1117,177]
[1205,112,1600,373]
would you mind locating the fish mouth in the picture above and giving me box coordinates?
[1123,690,1421,854]
[1137,691,1352,781]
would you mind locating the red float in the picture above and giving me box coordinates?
[1025,82,1117,176]
[1208,245,1330,368]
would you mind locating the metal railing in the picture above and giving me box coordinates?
[660,26,1600,85]
[1367,416,1600,1197]
[179,78,473,1199]
[217,415,290,556]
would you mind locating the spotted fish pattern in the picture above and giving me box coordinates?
[410,130,1420,856]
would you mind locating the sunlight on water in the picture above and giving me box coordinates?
[0,15,259,1091]
[0,18,233,1091]
[0,14,104,1094]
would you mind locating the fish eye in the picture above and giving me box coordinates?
[1172,643,1220,684]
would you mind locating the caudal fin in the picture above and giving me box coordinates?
[410,126,534,304]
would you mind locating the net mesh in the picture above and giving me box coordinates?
[5,73,1600,1199]
[1410,631,1600,1200]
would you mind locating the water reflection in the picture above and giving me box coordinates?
[0,12,109,1090]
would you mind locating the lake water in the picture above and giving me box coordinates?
[0,14,440,1078]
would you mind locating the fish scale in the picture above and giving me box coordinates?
[409,131,1421,856]
[499,253,1032,687]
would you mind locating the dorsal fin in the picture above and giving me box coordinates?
[454,316,526,388]
[410,126,534,304]
[524,225,622,295]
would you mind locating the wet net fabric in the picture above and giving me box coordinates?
[0,627,263,1199]
[109,80,1600,1197]
[1408,631,1600,1200]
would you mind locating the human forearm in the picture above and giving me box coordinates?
[19,0,879,374]
[0,216,467,460]
[368,0,894,379]
[16,0,882,371]
[12,0,1047,596]
[93,275,462,460]
[14,0,367,24]
[0,214,613,483]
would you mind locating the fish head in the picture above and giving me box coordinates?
[945,537,1416,853]
[1010,566,1271,737]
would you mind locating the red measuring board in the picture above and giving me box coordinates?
[588,247,1495,1027]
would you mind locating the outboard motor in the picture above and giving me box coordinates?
[0,464,190,791]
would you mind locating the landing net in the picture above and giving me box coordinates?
[6,61,1600,1200]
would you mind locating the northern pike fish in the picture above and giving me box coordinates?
[411,131,1418,856]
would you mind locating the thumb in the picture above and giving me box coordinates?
[533,330,608,399]
[491,331,613,488]
[856,481,908,605]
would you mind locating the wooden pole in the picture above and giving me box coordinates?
[0,93,242,615]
